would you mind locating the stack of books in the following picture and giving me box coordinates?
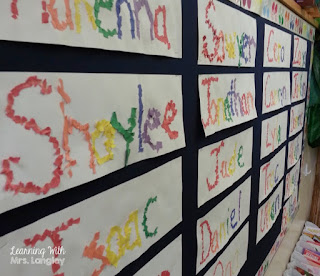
[284,221,320,275]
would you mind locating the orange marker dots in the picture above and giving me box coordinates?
[83,232,110,276]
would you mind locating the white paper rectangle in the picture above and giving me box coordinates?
[292,35,308,68]
[292,71,308,103]
[0,0,182,58]
[135,236,182,276]
[196,176,251,273]
[204,223,249,276]
[263,24,291,68]
[255,233,284,276]
[198,0,257,67]
[256,181,283,243]
[287,131,303,169]
[281,199,290,236]
[289,102,305,137]
[285,159,301,201]
[198,127,253,207]
[259,146,285,203]
[282,189,299,235]
[240,0,263,14]
[0,73,185,214]
[261,111,288,159]
[0,157,182,275]
[199,74,257,136]
[262,72,291,114]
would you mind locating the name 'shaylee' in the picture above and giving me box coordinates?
[1,76,180,196]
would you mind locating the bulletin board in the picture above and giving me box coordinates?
[0,0,314,275]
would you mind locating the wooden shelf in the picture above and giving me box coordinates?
[304,6,320,19]
[278,0,319,29]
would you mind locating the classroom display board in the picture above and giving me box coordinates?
[0,0,314,275]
